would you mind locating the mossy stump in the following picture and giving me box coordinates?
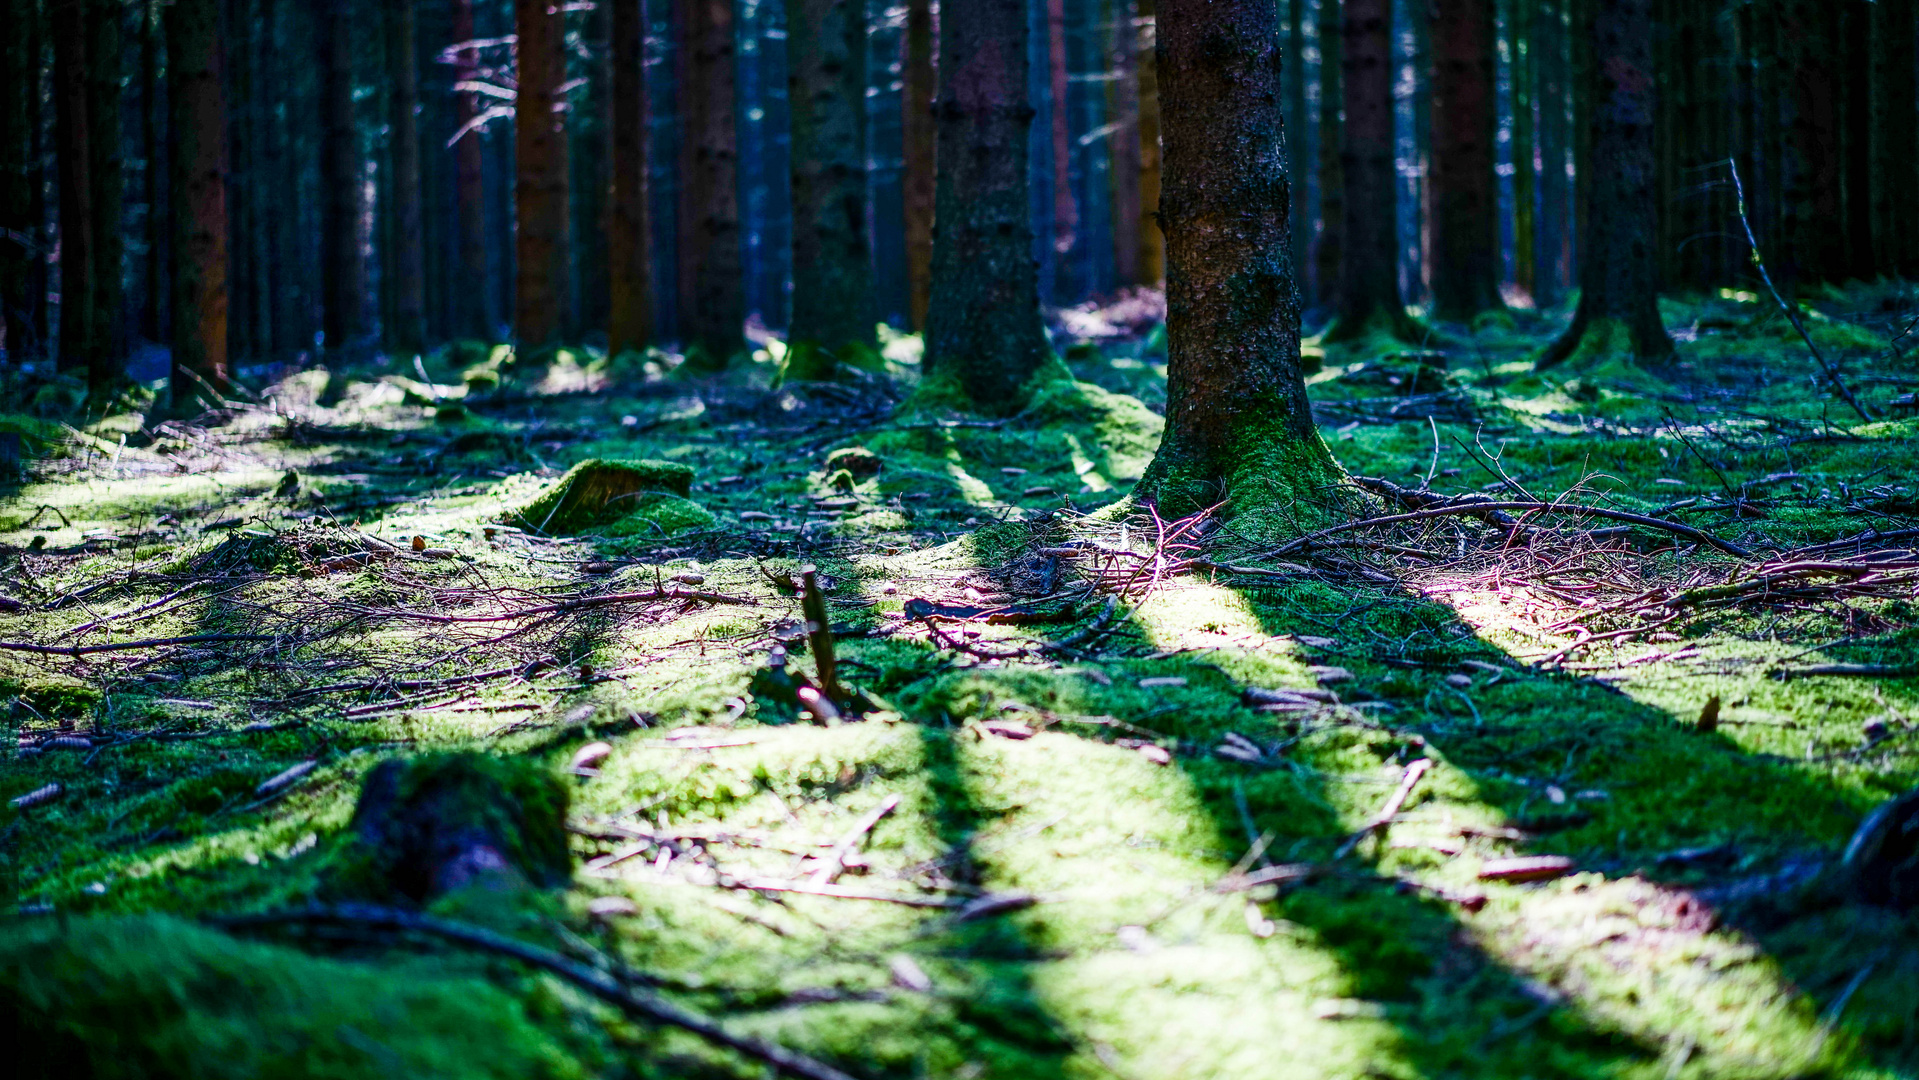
[335,753,571,903]
[503,458,695,535]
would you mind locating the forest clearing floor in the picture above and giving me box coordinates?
[2,285,1919,1079]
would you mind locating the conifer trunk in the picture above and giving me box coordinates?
[514,0,569,350]
[1429,0,1502,320]
[1135,0,1162,285]
[1139,0,1335,515]
[1109,0,1141,288]
[52,0,95,376]
[85,0,124,386]
[922,0,1050,411]
[1511,0,1536,301]
[1780,0,1841,287]
[167,0,229,404]
[1045,0,1075,278]
[1285,0,1308,293]
[607,0,651,356]
[141,0,165,344]
[1538,0,1670,368]
[676,0,744,363]
[0,0,38,357]
[451,0,491,339]
[386,0,427,356]
[1873,0,1918,278]
[318,0,363,352]
[1534,0,1567,306]
[1314,0,1342,309]
[1328,0,1416,340]
[902,0,936,330]
[783,0,873,373]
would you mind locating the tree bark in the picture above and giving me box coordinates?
[318,0,363,352]
[1328,0,1416,340]
[922,0,1050,411]
[1534,0,1567,306]
[514,0,569,351]
[1429,0,1502,321]
[1135,0,1161,285]
[1511,0,1536,301]
[1139,0,1335,517]
[1873,0,1918,278]
[450,0,492,339]
[52,0,94,377]
[1840,1,1873,281]
[607,0,651,356]
[1538,0,1670,368]
[676,0,744,363]
[1045,0,1075,281]
[783,0,872,374]
[385,0,426,356]
[571,0,608,339]
[1285,0,1308,297]
[1109,0,1141,288]
[167,0,229,405]
[85,0,125,387]
[902,0,936,330]
[1313,0,1341,312]
[1779,0,1842,287]
[0,0,39,358]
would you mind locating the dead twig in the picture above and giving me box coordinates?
[1332,758,1433,860]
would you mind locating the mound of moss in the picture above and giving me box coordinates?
[0,915,583,1080]
[502,458,697,535]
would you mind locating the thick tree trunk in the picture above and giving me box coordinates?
[902,0,935,330]
[451,0,492,339]
[922,0,1050,411]
[85,0,124,388]
[1313,0,1341,313]
[52,0,95,376]
[1135,0,1161,285]
[1328,0,1415,340]
[318,0,363,352]
[514,0,569,350]
[0,0,38,358]
[1840,2,1873,282]
[571,0,608,340]
[783,0,872,375]
[677,0,744,363]
[1285,0,1308,295]
[1109,0,1141,288]
[1780,0,1842,287]
[385,0,426,356]
[1139,0,1335,517]
[1873,0,1918,278]
[1429,0,1502,320]
[607,0,651,356]
[1538,0,1670,368]
[167,0,229,405]
[1511,0,1536,301]
[141,0,165,345]
[1534,0,1568,306]
[1044,0,1074,281]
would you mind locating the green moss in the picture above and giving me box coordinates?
[598,493,717,536]
[502,458,697,535]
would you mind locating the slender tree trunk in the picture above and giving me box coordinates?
[1109,0,1141,288]
[677,0,744,363]
[52,0,95,376]
[167,0,228,404]
[1781,0,1842,286]
[1534,0,1567,305]
[1313,0,1341,312]
[1045,0,1075,282]
[450,0,491,339]
[27,12,52,356]
[1570,0,1590,283]
[783,0,872,373]
[0,0,39,358]
[608,0,651,356]
[227,0,255,363]
[1429,0,1502,321]
[1410,0,1432,304]
[318,0,362,352]
[1329,0,1415,340]
[923,0,1050,410]
[572,0,608,339]
[384,0,426,356]
[1538,0,1670,368]
[1140,0,1335,516]
[85,0,125,388]
[902,0,936,330]
[514,0,568,350]
[1840,2,1872,281]
[1511,0,1535,301]
[1135,0,1161,285]
[254,0,282,356]
[1285,0,1308,297]
[1873,0,1918,278]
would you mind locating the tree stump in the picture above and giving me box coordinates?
[1844,787,1919,908]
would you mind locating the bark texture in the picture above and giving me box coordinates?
[677,0,744,363]
[783,0,873,373]
[1135,0,1162,285]
[1538,0,1671,368]
[1873,0,1919,278]
[1109,0,1141,287]
[1313,0,1341,311]
[52,0,94,376]
[85,0,124,386]
[1534,0,1568,306]
[318,0,363,351]
[2,0,42,357]
[1510,0,1536,300]
[1429,0,1502,320]
[607,0,651,356]
[922,0,1051,411]
[1139,0,1334,516]
[515,0,569,350]
[452,0,493,339]
[167,0,229,404]
[385,0,427,356]
[1044,0,1075,271]
[1285,0,1308,290]
[902,0,936,330]
[1328,0,1414,340]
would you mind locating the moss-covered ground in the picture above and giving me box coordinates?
[1,285,1918,1078]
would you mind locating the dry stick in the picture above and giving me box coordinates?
[1267,501,1754,558]
[0,633,279,657]
[808,793,902,887]
[1725,160,1871,422]
[1332,758,1433,861]
[216,906,860,1080]
[798,565,845,706]
[353,587,752,624]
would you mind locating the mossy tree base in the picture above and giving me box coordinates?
[1319,304,1444,349]
[1536,312,1674,371]
[503,458,696,535]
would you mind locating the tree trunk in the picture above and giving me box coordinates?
[85,0,124,388]
[1135,0,1161,285]
[318,0,363,352]
[52,0,95,376]
[922,0,1050,411]
[1045,0,1075,283]
[1511,0,1535,301]
[0,0,39,358]
[1139,0,1336,517]
[607,0,651,356]
[1313,0,1341,313]
[1328,0,1416,340]
[1538,0,1670,368]
[1840,1,1872,281]
[1285,0,1308,297]
[571,0,608,340]
[1429,0,1502,321]
[677,0,744,364]
[514,0,568,351]
[1109,0,1141,288]
[1534,0,1567,306]
[385,0,426,356]
[227,0,256,363]
[1780,0,1842,287]
[902,0,935,330]
[783,0,872,375]
[451,0,492,339]
[167,0,229,405]
[1873,0,1918,278]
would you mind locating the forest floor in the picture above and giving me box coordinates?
[2,284,1919,1079]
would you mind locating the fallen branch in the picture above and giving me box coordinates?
[216,905,861,1080]
[0,633,280,657]
[808,794,901,887]
[1333,758,1433,860]
[353,587,753,625]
